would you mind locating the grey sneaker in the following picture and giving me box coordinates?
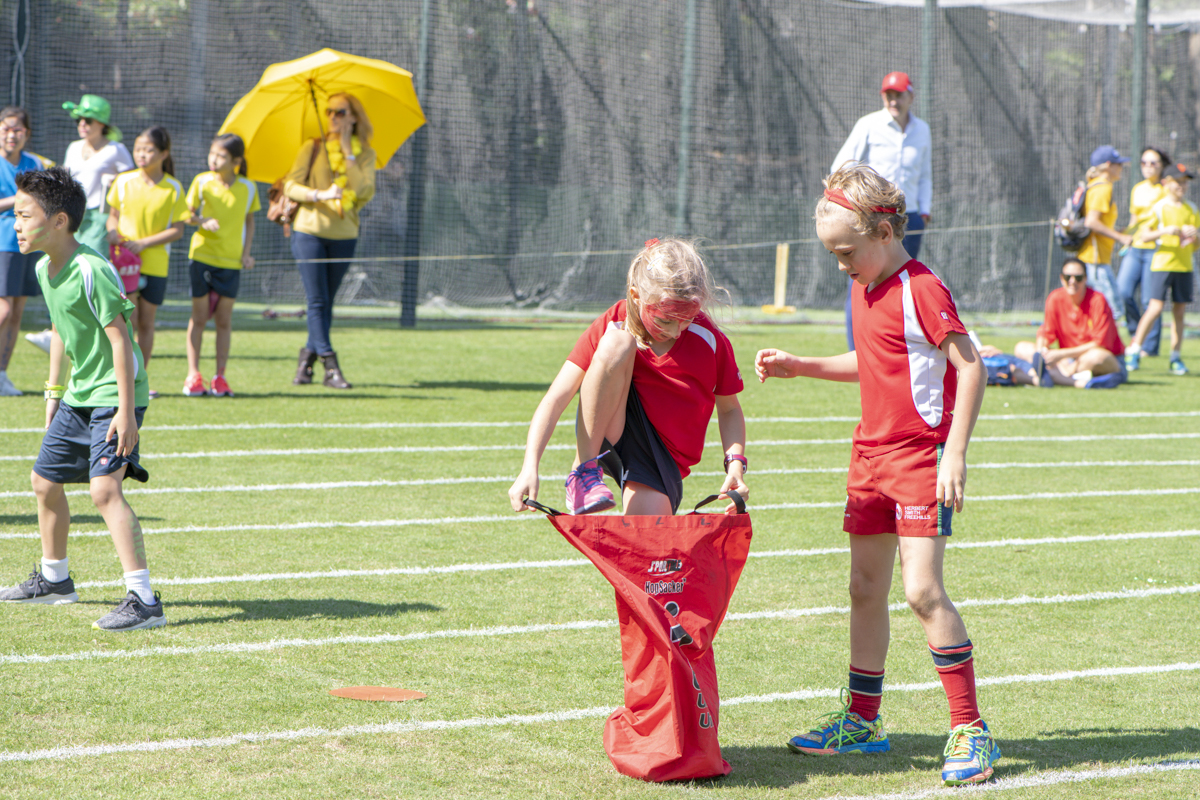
[0,565,78,604]
[0,372,21,397]
[93,592,166,631]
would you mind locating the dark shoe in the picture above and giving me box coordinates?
[293,347,317,385]
[1032,353,1054,388]
[321,352,352,389]
[0,565,78,604]
[93,592,166,631]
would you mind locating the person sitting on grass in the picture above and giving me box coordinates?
[0,166,164,631]
[1013,257,1127,389]
[1123,162,1197,377]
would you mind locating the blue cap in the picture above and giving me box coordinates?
[1090,145,1130,167]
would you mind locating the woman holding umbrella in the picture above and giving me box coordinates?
[283,93,376,389]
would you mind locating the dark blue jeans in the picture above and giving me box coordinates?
[291,231,357,355]
[845,214,925,350]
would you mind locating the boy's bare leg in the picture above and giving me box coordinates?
[1171,302,1187,354]
[31,471,71,561]
[90,467,147,572]
[213,295,236,378]
[186,296,210,376]
[897,535,969,647]
[575,328,635,466]
[847,533,899,672]
[1131,298,1166,349]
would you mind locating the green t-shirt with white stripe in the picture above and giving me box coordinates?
[35,244,150,408]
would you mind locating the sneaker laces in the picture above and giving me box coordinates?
[943,721,987,759]
[812,687,859,737]
[576,460,606,491]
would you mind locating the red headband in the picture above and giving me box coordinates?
[823,187,898,215]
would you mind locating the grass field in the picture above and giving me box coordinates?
[1,308,1198,799]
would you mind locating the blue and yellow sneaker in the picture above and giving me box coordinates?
[1125,349,1141,371]
[941,719,1001,785]
[786,689,889,755]
[1170,358,1189,376]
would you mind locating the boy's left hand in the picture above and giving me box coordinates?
[106,410,139,457]
[242,254,255,270]
[718,468,748,515]
[936,450,966,512]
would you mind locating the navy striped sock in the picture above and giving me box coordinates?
[848,665,884,721]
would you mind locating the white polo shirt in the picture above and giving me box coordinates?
[831,108,933,217]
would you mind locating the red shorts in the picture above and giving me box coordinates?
[843,441,953,537]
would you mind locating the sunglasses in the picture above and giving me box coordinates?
[79,117,99,125]
[326,108,350,118]
[1061,273,1087,283]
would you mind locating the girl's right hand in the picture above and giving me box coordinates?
[201,217,221,232]
[508,468,540,512]
[754,348,798,382]
[124,239,144,254]
[106,229,121,245]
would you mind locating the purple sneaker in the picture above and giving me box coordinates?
[565,453,616,515]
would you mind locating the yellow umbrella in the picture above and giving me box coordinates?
[218,48,425,184]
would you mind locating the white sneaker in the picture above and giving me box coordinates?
[24,329,53,354]
[0,373,22,397]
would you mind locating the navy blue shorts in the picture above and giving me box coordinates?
[0,250,38,297]
[138,274,168,305]
[1148,271,1193,304]
[600,385,683,513]
[189,260,241,299]
[33,404,150,485]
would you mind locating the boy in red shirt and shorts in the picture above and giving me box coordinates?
[756,163,997,786]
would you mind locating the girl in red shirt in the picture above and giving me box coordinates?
[508,237,747,516]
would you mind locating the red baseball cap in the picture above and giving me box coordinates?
[881,72,913,93]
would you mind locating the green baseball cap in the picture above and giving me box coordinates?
[62,94,122,142]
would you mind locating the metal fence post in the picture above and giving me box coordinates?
[674,0,698,235]
[401,0,433,329]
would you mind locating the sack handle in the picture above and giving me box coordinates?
[522,497,564,516]
[690,488,746,515]
[521,488,745,518]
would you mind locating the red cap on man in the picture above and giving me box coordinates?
[881,72,913,93]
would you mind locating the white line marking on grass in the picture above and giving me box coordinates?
[2,662,1198,763]
[4,583,1195,665]
[2,409,1197,435]
[4,432,1200,463]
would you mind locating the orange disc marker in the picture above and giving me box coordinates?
[329,686,427,702]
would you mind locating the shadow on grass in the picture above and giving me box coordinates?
[146,391,416,401]
[700,727,1200,788]
[411,380,552,392]
[0,514,162,526]
[75,597,441,626]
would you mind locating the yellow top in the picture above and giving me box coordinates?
[1077,178,1118,266]
[106,170,188,277]
[1148,198,1199,273]
[185,172,261,270]
[1127,179,1167,251]
[283,138,377,241]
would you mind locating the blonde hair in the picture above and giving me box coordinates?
[816,162,908,239]
[328,92,373,148]
[624,237,725,347]
[1085,164,1110,182]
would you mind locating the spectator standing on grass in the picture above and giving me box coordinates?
[0,167,164,631]
[1116,147,1170,357]
[0,106,43,396]
[105,126,187,376]
[61,95,133,256]
[1077,145,1133,320]
[283,92,377,390]
[831,71,932,350]
[1013,257,1126,389]
[181,133,259,399]
[1124,163,1197,377]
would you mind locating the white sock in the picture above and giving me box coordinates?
[124,569,156,606]
[41,557,69,584]
[1126,343,1140,355]
[1171,350,1181,362]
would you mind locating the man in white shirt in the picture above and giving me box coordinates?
[831,72,933,348]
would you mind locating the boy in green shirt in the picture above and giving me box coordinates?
[0,167,164,630]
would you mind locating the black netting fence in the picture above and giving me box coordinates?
[4,0,1199,315]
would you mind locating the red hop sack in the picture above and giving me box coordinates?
[529,493,752,782]
[109,243,142,294]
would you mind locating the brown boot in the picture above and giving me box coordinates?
[293,347,317,385]
[321,352,352,389]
